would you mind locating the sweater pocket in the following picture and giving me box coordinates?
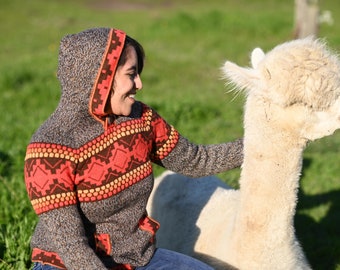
[94,233,112,256]
[138,215,160,243]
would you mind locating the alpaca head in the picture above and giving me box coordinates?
[222,38,340,141]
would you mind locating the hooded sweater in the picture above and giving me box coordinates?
[24,28,243,270]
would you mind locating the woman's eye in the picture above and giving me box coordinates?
[129,73,137,79]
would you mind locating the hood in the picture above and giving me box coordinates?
[57,27,126,126]
[30,28,127,147]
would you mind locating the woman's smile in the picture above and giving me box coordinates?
[109,46,143,116]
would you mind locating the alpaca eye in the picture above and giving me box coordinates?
[264,68,271,79]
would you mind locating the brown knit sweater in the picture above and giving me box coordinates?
[24,28,243,270]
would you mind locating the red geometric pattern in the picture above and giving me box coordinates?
[138,215,160,243]
[94,233,112,256]
[90,29,126,123]
[24,105,179,214]
[32,248,66,269]
[32,248,135,269]
[77,162,152,202]
[150,114,179,161]
[154,126,179,160]
[24,155,77,214]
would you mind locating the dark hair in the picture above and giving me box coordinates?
[118,35,145,74]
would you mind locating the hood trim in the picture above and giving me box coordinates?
[89,28,126,125]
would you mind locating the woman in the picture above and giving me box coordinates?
[24,27,243,270]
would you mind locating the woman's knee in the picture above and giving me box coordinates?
[136,248,214,270]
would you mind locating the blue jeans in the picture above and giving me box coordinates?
[136,248,213,270]
[32,248,214,270]
[32,263,58,270]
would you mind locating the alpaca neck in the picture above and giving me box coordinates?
[240,125,304,218]
[240,98,307,216]
[228,97,308,266]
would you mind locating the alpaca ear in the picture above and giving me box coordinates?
[221,61,261,93]
[251,48,272,80]
[251,47,265,69]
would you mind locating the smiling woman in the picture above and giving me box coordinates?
[107,45,143,117]
[23,27,243,270]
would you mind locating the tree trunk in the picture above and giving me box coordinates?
[294,0,319,38]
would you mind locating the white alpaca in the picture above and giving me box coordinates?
[147,38,340,270]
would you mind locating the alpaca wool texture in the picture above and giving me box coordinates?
[24,27,243,270]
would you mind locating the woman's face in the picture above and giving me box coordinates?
[109,46,143,116]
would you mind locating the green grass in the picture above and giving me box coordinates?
[0,0,340,269]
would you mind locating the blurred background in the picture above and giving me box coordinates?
[0,0,339,269]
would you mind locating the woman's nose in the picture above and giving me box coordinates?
[135,74,143,90]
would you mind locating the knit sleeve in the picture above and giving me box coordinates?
[148,108,243,177]
[148,109,180,162]
[24,143,107,270]
[161,136,243,178]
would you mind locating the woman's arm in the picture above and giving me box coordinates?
[160,136,243,178]
[34,207,107,270]
[25,148,107,270]
[148,106,243,177]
